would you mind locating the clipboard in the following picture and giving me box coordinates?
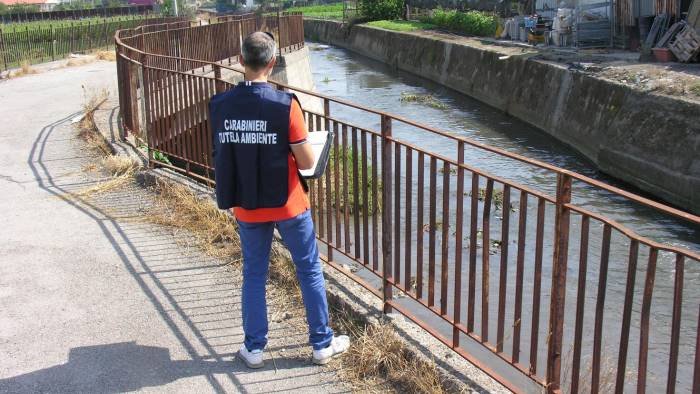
[299,130,334,179]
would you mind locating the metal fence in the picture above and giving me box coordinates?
[0,16,184,71]
[1,5,155,24]
[115,16,700,393]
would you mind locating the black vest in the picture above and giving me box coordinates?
[210,82,293,210]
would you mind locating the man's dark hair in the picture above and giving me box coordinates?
[242,32,277,71]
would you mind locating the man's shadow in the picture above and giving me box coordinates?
[0,342,233,393]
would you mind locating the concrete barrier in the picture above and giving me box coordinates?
[304,19,700,214]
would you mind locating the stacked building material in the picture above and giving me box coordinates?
[669,24,700,62]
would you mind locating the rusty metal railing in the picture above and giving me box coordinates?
[114,16,700,393]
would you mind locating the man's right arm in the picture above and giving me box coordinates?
[289,99,314,170]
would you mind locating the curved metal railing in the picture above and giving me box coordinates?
[115,16,700,394]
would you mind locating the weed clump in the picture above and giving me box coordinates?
[147,181,241,260]
[332,306,447,393]
[400,92,448,109]
[7,61,38,78]
[95,50,116,61]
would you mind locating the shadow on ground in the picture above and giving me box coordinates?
[1,112,344,393]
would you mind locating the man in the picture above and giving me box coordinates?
[209,31,349,369]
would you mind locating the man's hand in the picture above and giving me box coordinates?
[291,142,315,170]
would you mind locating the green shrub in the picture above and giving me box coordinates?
[428,8,497,37]
[359,0,404,21]
[324,146,381,215]
[365,19,434,32]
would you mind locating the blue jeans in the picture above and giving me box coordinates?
[237,210,334,351]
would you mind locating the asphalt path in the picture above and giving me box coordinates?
[0,61,346,393]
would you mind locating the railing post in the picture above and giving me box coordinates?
[277,8,282,56]
[214,64,225,94]
[0,29,7,72]
[324,98,333,262]
[50,25,55,61]
[546,172,572,393]
[381,114,393,314]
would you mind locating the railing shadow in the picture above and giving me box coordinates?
[10,113,336,393]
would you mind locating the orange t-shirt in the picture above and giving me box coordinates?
[233,99,310,223]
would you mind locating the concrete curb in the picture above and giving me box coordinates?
[90,99,509,394]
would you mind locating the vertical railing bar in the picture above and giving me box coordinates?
[547,173,572,393]
[512,191,528,363]
[416,152,425,299]
[317,115,325,241]
[352,127,360,260]
[440,161,451,315]
[324,101,333,261]
[637,247,657,394]
[334,121,341,253]
[342,124,350,254]
[570,215,590,394]
[481,179,494,343]
[453,141,465,348]
[428,157,437,307]
[530,197,546,376]
[394,143,401,284]
[614,240,639,394]
[467,173,479,332]
[405,147,413,291]
[381,115,393,313]
[361,129,369,264]
[496,184,511,353]
[667,254,685,394]
[591,224,612,391]
[371,134,379,272]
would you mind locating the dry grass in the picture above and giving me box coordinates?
[332,306,446,394]
[140,179,449,393]
[66,57,94,67]
[95,50,116,61]
[77,86,110,156]
[74,156,140,197]
[145,180,242,260]
[102,155,139,177]
[7,61,39,78]
[73,86,140,197]
[74,171,135,197]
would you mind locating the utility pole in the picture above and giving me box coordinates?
[173,0,179,16]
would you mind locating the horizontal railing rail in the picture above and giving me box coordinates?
[115,16,700,394]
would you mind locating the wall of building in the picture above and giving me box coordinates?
[304,19,700,214]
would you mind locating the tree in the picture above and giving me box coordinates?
[0,3,8,15]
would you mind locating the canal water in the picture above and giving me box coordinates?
[305,42,700,392]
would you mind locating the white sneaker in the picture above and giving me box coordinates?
[312,335,350,365]
[238,345,264,369]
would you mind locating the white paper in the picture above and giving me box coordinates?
[299,131,329,178]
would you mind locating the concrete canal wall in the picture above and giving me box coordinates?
[304,19,700,215]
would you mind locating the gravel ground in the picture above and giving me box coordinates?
[0,61,348,393]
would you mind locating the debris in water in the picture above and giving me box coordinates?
[399,92,448,109]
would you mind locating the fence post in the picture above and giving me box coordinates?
[51,24,55,61]
[214,64,225,93]
[0,29,6,72]
[277,8,282,56]
[546,172,572,393]
[381,114,393,314]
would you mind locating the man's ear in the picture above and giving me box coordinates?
[267,57,277,74]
